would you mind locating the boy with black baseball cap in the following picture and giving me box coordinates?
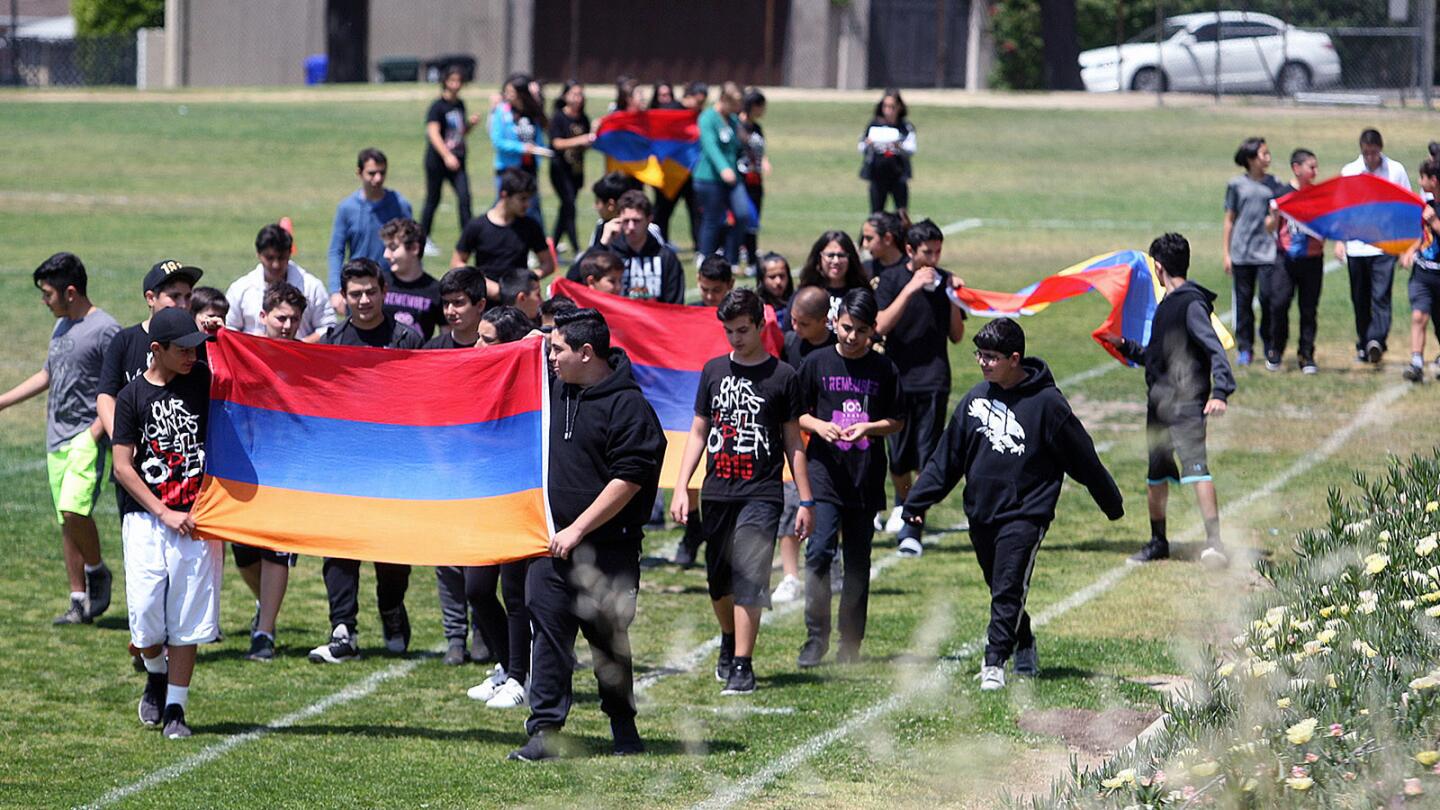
[111,307,218,738]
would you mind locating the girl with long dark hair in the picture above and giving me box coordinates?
[548,80,594,255]
[797,230,869,326]
[421,65,481,249]
[489,72,553,226]
[858,88,916,219]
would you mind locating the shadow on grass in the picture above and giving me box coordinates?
[188,723,747,757]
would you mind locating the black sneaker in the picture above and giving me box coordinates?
[1366,340,1383,365]
[1128,538,1170,564]
[246,633,275,662]
[85,563,112,619]
[508,731,560,762]
[1405,364,1425,382]
[53,595,91,625]
[443,640,467,666]
[308,625,359,664]
[797,636,828,668]
[139,672,166,726]
[611,718,644,756]
[161,704,192,739]
[716,635,735,683]
[380,605,411,654]
[721,661,756,696]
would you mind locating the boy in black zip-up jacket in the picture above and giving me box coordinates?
[1103,233,1235,568]
[902,318,1122,692]
[511,308,666,762]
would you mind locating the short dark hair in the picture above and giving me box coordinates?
[1149,233,1190,278]
[835,287,878,327]
[255,223,294,254]
[439,266,487,305]
[541,294,577,318]
[684,81,708,98]
[356,147,387,169]
[716,287,763,326]
[1290,148,1316,166]
[579,249,623,283]
[1421,158,1440,179]
[190,286,229,316]
[261,282,307,314]
[555,307,611,358]
[33,252,87,297]
[499,167,537,198]
[341,257,384,291]
[742,88,766,114]
[1233,136,1266,169]
[617,189,652,217]
[866,211,906,248]
[498,267,539,306]
[905,218,944,250]
[482,305,533,343]
[973,317,1025,357]
[699,255,733,283]
[380,217,424,249]
[1359,128,1384,148]
[592,172,641,203]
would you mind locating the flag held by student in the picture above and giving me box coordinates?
[592,108,701,199]
[948,250,1233,365]
[192,331,552,566]
[1273,173,1424,255]
[549,278,784,486]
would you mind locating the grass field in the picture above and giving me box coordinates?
[4,86,1440,809]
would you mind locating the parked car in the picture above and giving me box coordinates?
[1078,11,1342,95]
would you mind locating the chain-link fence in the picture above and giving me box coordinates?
[0,33,136,87]
[1075,0,1435,104]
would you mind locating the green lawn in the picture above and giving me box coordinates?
[3,88,1440,808]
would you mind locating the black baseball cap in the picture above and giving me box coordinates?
[148,307,213,348]
[143,259,204,295]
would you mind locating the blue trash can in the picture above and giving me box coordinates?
[304,54,328,85]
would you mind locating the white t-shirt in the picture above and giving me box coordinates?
[224,261,337,339]
[1340,154,1411,258]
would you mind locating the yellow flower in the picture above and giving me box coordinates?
[1352,639,1379,658]
[1316,628,1337,644]
[1427,501,1438,513]
[1364,553,1390,575]
[1409,675,1440,691]
[1286,776,1314,791]
[1276,697,1292,709]
[1358,590,1378,614]
[1402,599,1418,610]
[1265,606,1287,627]
[1417,751,1440,767]
[1381,530,1394,542]
[1327,673,1338,688]
[1250,659,1278,677]
[1217,662,1236,678]
[1241,777,1258,792]
[1190,761,1219,777]
[1420,534,1439,557]
[1319,605,1336,618]
[1100,768,1136,790]
[1422,591,1440,604]
[1426,605,1440,618]
[1286,718,1319,745]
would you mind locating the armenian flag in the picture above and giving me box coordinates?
[192,331,551,566]
[550,278,784,486]
[592,108,700,199]
[1274,173,1424,255]
[949,249,1232,365]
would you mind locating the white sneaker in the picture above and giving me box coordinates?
[485,677,527,708]
[1199,545,1229,570]
[978,665,1006,691]
[772,574,802,603]
[883,506,905,534]
[466,664,507,701]
[423,238,441,258]
[897,537,924,557]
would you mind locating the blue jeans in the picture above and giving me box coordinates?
[803,503,875,648]
[695,179,754,264]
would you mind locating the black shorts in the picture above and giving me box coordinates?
[232,543,297,568]
[1410,268,1440,315]
[888,390,948,475]
[1146,402,1210,485]
[702,498,782,608]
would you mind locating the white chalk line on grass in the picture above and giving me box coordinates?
[80,654,431,810]
[941,217,984,235]
[693,379,1412,810]
[2,458,48,478]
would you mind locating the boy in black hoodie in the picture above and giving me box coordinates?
[511,308,666,762]
[612,190,685,303]
[903,318,1122,692]
[1105,233,1235,567]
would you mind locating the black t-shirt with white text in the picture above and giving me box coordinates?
[456,215,548,281]
[799,348,902,511]
[693,355,802,503]
[112,365,211,514]
[382,269,445,340]
[873,265,959,393]
[324,315,425,349]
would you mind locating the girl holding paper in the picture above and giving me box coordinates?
[859,89,916,219]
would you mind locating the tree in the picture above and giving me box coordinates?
[72,0,164,38]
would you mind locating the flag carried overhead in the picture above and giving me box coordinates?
[1273,173,1425,255]
[592,108,701,199]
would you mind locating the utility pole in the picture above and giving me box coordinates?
[1422,0,1436,109]
[9,0,19,86]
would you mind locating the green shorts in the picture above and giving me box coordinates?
[46,430,107,523]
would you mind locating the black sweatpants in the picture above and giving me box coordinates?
[1347,254,1397,352]
[968,520,1046,667]
[322,557,411,633]
[654,178,699,250]
[868,157,909,213]
[525,543,639,736]
[420,152,473,241]
[1269,254,1324,362]
[1231,262,1272,357]
[742,181,763,261]
[803,503,876,647]
[549,163,583,253]
[466,560,532,683]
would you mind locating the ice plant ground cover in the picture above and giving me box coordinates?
[1039,452,1440,808]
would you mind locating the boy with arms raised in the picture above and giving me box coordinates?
[796,288,903,666]
[512,308,665,761]
[904,318,1122,691]
[112,308,219,737]
[0,253,120,624]
[875,218,966,555]
[670,289,813,696]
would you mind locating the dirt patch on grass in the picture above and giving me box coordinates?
[1018,707,1162,756]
